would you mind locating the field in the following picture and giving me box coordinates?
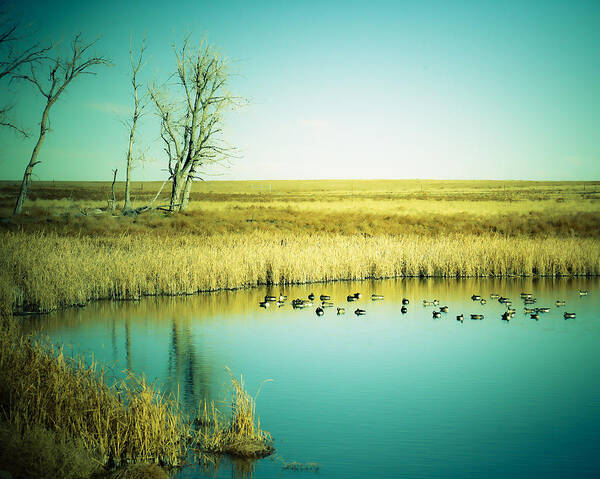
[1,179,599,314]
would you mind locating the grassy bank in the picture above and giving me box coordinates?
[2,230,599,313]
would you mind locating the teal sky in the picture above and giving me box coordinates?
[1,0,599,181]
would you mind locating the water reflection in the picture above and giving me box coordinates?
[26,277,600,479]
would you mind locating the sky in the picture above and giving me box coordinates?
[1,0,599,181]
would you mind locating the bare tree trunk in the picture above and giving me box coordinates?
[110,168,118,213]
[124,126,134,211]
[170,173,185,211]
[180,163,198,211]
[13,105,50,215]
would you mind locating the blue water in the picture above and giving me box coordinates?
[31,277,600,478]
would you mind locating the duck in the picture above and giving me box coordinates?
[456,314,464,322]
[490,293,500,299]
[320,294,330,301]
[501,312,511,321]
[524,298,537,304]
[498,297,510,303]
[401,306,408,314]
[308,293,315,300]
[471,295,481,301]
[371,294,384,300]
[530,313,539,320]
[423,300,433,306]
[480,299,487,305]
[259,301,270,308]
[520,292,533,299]
[564,312,576,319]
[555,300,566,306]
[440,305,448,313]
[347,295,357,302]
[470,314,484,320]
[264,295,277,302]
[432,311,442,318]
[506,308,516,314]
[315,307,324,316]
[354,308,366,316]
[578,290,589,296]
[524,307,536,314]
[535,307,550,313]
[337,307,345,315]
[321,301,334,308]
[353,292,362,299]
[279,294,287,301]
[402,298,410,305]
[432,299,440,306]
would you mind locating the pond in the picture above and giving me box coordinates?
[29,277,600,478]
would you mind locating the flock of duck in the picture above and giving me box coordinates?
[259,289,590,320]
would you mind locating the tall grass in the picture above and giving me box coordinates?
[0,318,191,468]
[1,231,598,313]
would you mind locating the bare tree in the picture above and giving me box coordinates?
[150,36,237,212]
[12,35,110,215]
[0,13,50,135]
[123,36,147,213]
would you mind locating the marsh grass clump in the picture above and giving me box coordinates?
[196,371,273,459]
[0,318,190,469]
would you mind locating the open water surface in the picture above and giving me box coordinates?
[30,277,600,478]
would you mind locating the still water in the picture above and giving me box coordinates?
[31,277,600,478]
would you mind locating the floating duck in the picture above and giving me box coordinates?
[308,293,315,300]
[353,292,362,299]
[471,295,481,301]
[279,294,287,301]
[264,295,277,302]
[506,308,516,314]
[371,294,384,300]
[530,313,539,320]
[432,299,440,306]
[535,307,550,313]
[524,298,537,304]
[555,300,566,306]
[315,307,324,316]
[320,294,330,301]
[579,290,589,296]
[402,298,410,305]
[520,293,533,299]
[470,314,484,320]
[524,307,536,314]
[564,312,576,319]
[321,301,334,308]
[259,301,270,308]
[501,312,511,321]
[337,307,345,315]
[423,300,433,306]
[433,311,442,318]
[347,295,357,302]
[457,314,464,322]
[401,306,408,314]
[490,293,500,299]
[498,297,510,303]
[354,308,366,316]
[480,299,487,305]
[440,306,448,313]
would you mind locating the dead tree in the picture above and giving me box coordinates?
[150,36,237,212]
[12,35,110,215]
[0,14,51,136]
[123,36,147,213]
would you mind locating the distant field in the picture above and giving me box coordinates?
[0,179,599,237]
